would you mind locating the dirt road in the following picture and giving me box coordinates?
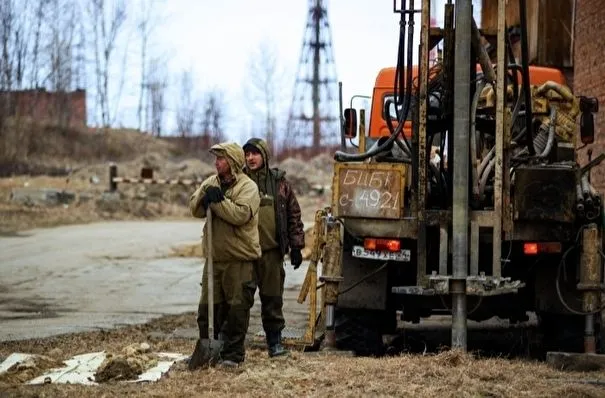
[0,221,310,342]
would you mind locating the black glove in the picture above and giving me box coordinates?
[202,186,224,209]
[290,248,303,269]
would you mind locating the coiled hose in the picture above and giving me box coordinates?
[478,107,558,200]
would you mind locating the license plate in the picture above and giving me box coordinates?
[352,245,411,262]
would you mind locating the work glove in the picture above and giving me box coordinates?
[202,186,225,209]
[290,248,303,270]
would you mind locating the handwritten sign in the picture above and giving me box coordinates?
[332,163,406,219]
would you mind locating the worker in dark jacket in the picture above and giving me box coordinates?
[243,137,305,357]
[189,142,261,368]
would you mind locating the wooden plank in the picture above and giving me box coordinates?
[332,163,406,220]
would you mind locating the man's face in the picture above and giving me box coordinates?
[214,156,231,178]
[245,150,264,171]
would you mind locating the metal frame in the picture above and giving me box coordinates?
[492,0,506,278]
[416,0,429,287]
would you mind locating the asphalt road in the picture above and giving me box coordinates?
[0,220,308,341]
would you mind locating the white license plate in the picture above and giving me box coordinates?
[352,245,411,262]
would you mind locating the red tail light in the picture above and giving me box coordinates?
[364,238,401,252]
[523,242,562,255]
[523,243,538,255]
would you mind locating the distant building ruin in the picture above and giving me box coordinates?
[0,88,87,128]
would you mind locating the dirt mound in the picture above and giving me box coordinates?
[277,153,333,195]
[170,241,203,258]
[0,354,62,385]
[164,159,215,180]
[94,343,158,383]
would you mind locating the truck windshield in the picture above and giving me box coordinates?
[384,93,441,121]
[383,95,415,121]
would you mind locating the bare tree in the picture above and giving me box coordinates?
[29,0,45,89]
[12,0,33,90]
[48,0,75,91]
[244,40,285,154]
[88,0,127,129]
[136,0,156,132]
[146,57,166,136]
[175,69,197,137]
[200,90,226,147]
[0,0,15,92]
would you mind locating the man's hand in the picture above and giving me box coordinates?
[202,186,225,209]
[290,248,303,269]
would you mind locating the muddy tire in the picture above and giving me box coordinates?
[334,309,392,356]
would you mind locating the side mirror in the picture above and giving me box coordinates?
[343,108,357,139]
[579,96,599,145]
[580,112,595,145]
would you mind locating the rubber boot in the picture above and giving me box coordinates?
[266,330,290,358]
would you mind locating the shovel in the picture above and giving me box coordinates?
[188,208,223,370]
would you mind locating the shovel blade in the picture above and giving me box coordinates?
[188,338,224,370]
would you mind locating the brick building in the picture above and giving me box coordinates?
[0,88,87,128]
[574,0,605,188]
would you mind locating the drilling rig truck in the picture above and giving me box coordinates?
[296,0,604,356]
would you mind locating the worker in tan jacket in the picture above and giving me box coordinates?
[188,142,261,368]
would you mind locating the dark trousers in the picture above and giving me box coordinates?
[197,260,256,363]
[254,248,286,334]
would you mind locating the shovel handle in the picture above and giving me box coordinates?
[206,208,214,340]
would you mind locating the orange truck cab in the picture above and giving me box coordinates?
[368,65,567,140]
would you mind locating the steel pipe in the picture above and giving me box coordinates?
[451,0,472,352]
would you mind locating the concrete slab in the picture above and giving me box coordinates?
[546,351,605,372]
[10,188,75,206]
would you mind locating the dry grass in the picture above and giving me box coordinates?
[1,313,605,397]
[0,122,181,171]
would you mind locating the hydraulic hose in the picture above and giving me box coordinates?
[335,2,415,162]
[334,113,408,162]
[477,147,494,182]
[513,107,557,160]
[538,107,557,158]
[385,98,413,158]
[393,3,414,153]
[471,80,487,198]
[519,0,535,155]
[556,245,605,316]
[479,157,495,201]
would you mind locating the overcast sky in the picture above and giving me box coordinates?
[110,0,482,142]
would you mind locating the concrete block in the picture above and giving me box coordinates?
[11,188,76,206]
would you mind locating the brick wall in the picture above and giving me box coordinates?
[1,89,87,128]
[574,0,605,189]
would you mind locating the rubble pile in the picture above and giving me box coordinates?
[0,354,61,385]
[277,153,333,195]
[94,343,158,383]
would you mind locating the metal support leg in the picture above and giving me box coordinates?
[439,227,448,275]
[319,217,343,350]
[451,279,467,350]
[470,221,479,276]
[579,223,601,353]
[451,0,472,351]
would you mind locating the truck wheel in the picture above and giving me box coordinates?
[334,308,389,356]
[537,312,584,354]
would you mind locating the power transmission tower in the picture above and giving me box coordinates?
[285,0,339,155]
